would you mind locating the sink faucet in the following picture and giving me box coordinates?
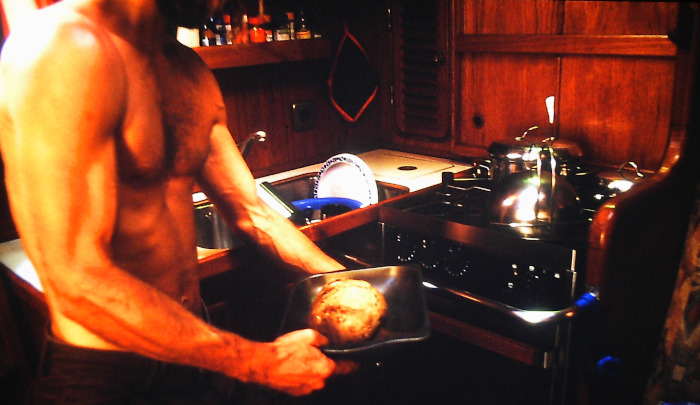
[236,130,266,158]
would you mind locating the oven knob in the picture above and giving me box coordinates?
[445,261,470,278]
[418,238,439,270]
[443,245,469,278]
[394,232,417,263]
[396,247,416,263]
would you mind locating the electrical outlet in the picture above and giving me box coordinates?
[291,101,316,132]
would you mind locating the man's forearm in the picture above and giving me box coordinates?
[49,263,335,396]
[47,261,258,380]
[245,203,345,274]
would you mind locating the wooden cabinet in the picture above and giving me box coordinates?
[390,0,452,140]
[386,0,681,172]
[456,0,679,170]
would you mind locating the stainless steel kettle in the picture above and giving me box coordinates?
[487,126,584,183]
[487,144,583,240]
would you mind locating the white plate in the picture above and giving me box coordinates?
[314,153,378,206]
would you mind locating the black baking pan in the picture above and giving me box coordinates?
[278,266,430,358]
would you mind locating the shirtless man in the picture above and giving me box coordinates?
[0,0,347,402]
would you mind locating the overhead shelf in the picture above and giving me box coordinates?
[194,39,334,69]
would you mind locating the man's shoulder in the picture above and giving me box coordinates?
[163,37,212,76]
[1,5,120,71]
[0,5,127,119]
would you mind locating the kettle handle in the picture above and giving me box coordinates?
[516,125,556,143]
[534,138,557,224]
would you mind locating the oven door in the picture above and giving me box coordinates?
[318,212,596,404]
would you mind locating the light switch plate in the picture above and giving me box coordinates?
[291,101,316,132]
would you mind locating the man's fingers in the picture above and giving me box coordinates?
[308,329,330,347]
[332,360,359,375]
[279,328,329,347]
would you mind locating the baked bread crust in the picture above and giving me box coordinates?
[306,279,387,345]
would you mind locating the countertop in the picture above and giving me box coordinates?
[0,239,227,293]
[255,149,472,192]
[1,149,472,293]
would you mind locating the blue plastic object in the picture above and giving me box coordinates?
[596,356,621,377]
[574,292,599,310]
[292,197,363,211]
[660,402,700,405]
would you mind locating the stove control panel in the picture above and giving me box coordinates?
[385,228,575,310]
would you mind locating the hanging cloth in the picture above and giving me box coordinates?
[328,23,379,122]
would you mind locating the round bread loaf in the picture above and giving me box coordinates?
[306,279,387,345]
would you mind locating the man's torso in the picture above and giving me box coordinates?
[0,2,225,347]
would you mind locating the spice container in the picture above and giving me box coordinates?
[295,10,311,39]
[248,15,270,43]
[235,14,249,44]
[222,14,234,45]
[287,12,295,40]
[200,22,215,46]
[274,13,292,41]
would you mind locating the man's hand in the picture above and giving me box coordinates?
[248,329,338,396]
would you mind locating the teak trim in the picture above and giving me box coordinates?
[456,34,677,57]
[195,39,333,70]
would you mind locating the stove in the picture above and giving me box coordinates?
[318,167,605,404]
[381,169,596,307]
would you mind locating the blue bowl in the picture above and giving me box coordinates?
[292,197,363,212]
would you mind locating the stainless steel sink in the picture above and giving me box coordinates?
[194,201,243,250]
[194,174,409,249]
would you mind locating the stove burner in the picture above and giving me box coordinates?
[395,169,597,244]
[402,177,493,228]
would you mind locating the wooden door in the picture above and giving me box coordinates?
[391,0,452,140]
[453,0,678,170]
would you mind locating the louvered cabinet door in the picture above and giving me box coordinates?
[391,0,452,139]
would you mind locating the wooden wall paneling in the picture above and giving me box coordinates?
[559,55,676,170]
[215,61,336,177]
[275,62,339,165]
[455,53,560,158]
[214,57,384,177]
[563,1,678,36]
[215,67,286,175]
[460,0,562,35]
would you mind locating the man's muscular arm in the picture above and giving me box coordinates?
[0,13,335,396]
[195,122,345,275]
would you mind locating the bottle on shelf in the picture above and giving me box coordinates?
[248,15,269,43]
[223,14,234,45]
[273,12,291,41]
[200,21,215,46]
[235,14,250,44]
[287,12,295,40]
[196,6,319,47]
[212,17,224,45]
[296,10,311,40]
